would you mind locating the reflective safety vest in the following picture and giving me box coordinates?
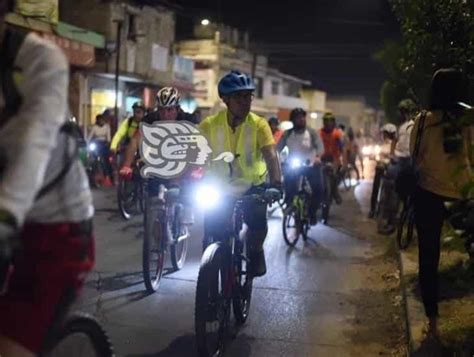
[206,110,267,186]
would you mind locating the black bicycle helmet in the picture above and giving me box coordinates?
[289,108,306,122]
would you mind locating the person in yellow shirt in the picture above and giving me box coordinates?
[410,68,473,339]
[199,71,282,277]
[110,101,145,154]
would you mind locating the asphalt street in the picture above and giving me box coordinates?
[74,178,402,356]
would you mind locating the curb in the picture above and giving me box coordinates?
[398,250,426,355]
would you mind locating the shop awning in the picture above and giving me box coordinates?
[5,13,104,68]
[55,22,105,49]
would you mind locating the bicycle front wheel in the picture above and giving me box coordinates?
[142,203,165,293]
[170,205,189,271]
[233,239,253,324]
[195,243,231,357]
[41,313,114,357]
[282,205,301,246]
[117,179,135,220]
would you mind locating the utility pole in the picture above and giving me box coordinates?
[113,19,123,135]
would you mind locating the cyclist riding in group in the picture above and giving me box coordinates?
[88,113,113,186]
[198,70,282,277]
[277,108,325,225]
[319,112,344,204]
[0,1,95,355]
[110,101,146,158]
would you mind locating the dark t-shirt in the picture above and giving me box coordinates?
[142,109,198,125]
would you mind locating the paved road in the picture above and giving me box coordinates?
[75,180,403,356]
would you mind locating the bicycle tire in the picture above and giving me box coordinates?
[396,201,414,250]
[170,205,189,271]
[282,205,300,246]
[41,313,114,357]
[195,243,230,357]
[117,179,134,220]
[233,239,253,324]
[142,202,164,293]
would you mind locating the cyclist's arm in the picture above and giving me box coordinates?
[308,128,324,157]
[262,145,282,186]
[122,132,139,168]
[257,119,282,185]
[110,119,129,151]
[106,123,111,142]
[0,34,69,226]
[276,130,290,153]
[87,125,96,142]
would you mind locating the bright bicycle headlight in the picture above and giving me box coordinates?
[194,184,221,210]
[290,158,302,169]
[88,142,97,152]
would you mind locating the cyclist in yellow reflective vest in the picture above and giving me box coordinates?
[199,71,282,277]
[110,101,145,154]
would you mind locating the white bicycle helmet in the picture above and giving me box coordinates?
[381,123,397,135]
[156,87,180,107]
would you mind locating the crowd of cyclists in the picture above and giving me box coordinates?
[0,0,472,352]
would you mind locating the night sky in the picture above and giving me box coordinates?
[168,0,401,107]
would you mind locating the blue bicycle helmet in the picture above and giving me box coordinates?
[218,70,256,97]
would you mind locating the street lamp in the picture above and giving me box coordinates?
[201,19,210,26]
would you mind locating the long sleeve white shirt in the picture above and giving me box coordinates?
[0,32,93,226]
[88,123,111,142]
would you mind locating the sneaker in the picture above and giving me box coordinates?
[249,251,266,277]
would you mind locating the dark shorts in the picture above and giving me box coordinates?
[0,221,94,353]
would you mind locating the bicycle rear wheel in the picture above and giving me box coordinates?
[195,243,230,357]
[41,313,114,357]
[282,205,301,246]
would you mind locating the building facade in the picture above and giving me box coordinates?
[60,0,194,133]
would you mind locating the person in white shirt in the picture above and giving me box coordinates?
[88,114,113,185]
[0,0,94,355]
[379,99,419,233]
[278,108,325,225]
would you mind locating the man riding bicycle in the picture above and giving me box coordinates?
[319,112,344,204]
[120,87,195,224]
[277,108,325,225]
[199,71,282,277]
[110,101,145,156]
[0,1,94,355]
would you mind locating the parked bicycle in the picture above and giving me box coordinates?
[193,183,272,357]
[282,158,311,246]
[142,182,190,293]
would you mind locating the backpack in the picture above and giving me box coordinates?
[0,29,81,199]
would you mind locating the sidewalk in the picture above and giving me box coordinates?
[399,233,474,356]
